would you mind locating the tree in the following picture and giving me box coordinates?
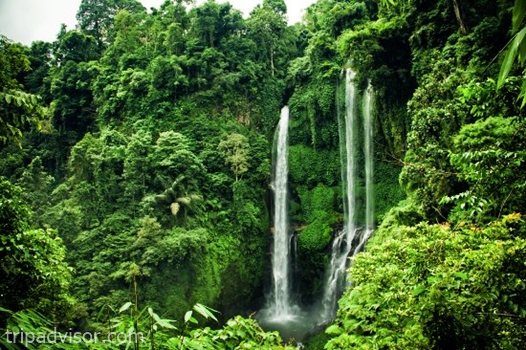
[76,0,146,50]
[0,178,72,318]
[0,90,44,150]
[150,131,206,189]
[448,116,526,220]
[263,0,287,15]
[141,131,206,226]
[152,175,203,224]
[54,30,99,64]
[192,0,223,48]
[16,156,55,228]
[246,0,289,77]
[0,36,45,150]
[24,41,53,98]
[218,133,250,182]
[123,129,153,201]
[380,0,469,34]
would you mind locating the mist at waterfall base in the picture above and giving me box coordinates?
[257,71,375,342]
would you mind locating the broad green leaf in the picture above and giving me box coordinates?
[149,310,177,330]
[412,284,426,296]
[498,27,526,88]
[158,319,177,330]
[513,0,526,33]
[152,311,163,324]
[0,307,13,314]
[520,78,526,107]
[193,303,218,322]
[325,324,344,335]
[184,310,193,323]
[427,276,438,284]
[454,272,468,280]
[119,302,133,313]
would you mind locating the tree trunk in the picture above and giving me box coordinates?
[270,47,275,77]
[133,273,139,350]
[453,0,469,34]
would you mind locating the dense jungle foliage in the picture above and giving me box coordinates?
[1,0,526,348]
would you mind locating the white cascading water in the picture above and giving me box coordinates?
[320,68,359,321]
[269,106,293,319]
[260,80,374,338]
[352,82,375,255]
[364,83,375,234]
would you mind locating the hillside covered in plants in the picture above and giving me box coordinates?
[1,0,526,349]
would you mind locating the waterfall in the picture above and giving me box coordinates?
[353,83,375,255]
[364,83,374,234]
[259,79,375,338]
[320,70,375,322]
[269,106,293,319]
[320,69,358,321]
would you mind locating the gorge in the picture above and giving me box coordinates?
[260,68,377,339]
[1,0,526,349]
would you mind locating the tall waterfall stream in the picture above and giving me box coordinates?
[259,71,375,342]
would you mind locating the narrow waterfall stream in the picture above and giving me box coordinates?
[269,105,293,319]
[258,107,312,342]
[364,83,374,234]
[353,82,375,255]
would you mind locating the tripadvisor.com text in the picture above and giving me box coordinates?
[4,328,145,346]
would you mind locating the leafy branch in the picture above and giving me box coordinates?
[497,0,526,106]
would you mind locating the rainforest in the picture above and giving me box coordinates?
[1,0,526,349]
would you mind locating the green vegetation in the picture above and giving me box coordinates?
[326,213,526,349]
[1,302,295,349]
[1,0,297,343]
[0,179,72,321]
[0,36,46,149]
[324,0,526,349]
[1,0,526,348]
